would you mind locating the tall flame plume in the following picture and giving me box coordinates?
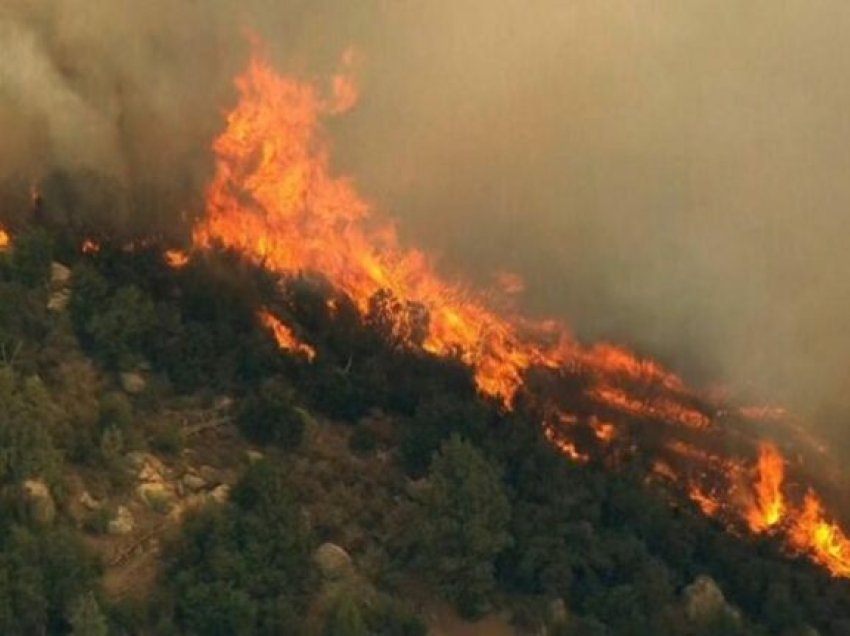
[192,44,850,579]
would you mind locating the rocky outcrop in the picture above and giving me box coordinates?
[683,575,740,625]
[314,542,353,580]
[107,506,135,535]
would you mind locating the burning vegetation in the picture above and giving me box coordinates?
[188,44,850,582]
[1,34,850,636]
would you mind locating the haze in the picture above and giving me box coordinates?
[2,1,849,437]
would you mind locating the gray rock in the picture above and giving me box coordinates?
[198,465,222,486]
[314,542,353,580]
[47,289,71,312]
[79,490,101,511]
[50,262,71,286]
[120,371,147,395]
[182,473,206,492]
[549,598,568,625]
[209,484,230,504]
[683,575,740,624]
[245,450,264,464]
[22,479,55,526]
[107,506,134,535]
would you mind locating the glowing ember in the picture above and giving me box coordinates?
[164,249,190,268]
[82,239,100,254]
[257,309,316,361]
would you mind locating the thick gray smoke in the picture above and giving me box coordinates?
[1,1,849,439]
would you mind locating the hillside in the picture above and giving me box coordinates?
[0,225,845,635]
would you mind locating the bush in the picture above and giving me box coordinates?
[236,377,304,450]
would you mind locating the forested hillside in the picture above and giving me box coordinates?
[0,225,847,635]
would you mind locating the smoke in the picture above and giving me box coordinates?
[1,2,849,436]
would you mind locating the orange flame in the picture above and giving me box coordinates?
[82,239,100,254]
[193,45,693,413]
[788,491,850,577]
[746,442,785,532]
[192,44,850,580]
[257,309,316,361]
[164,249,190,268]
[0,226,9,250]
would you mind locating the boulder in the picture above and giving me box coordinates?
[182,473,206,492]
[198,465,222,486]
[314,542,353,580]
[22,479,55,526]
[47,289,71,312]
[209,484,230,504]
[245,450,264,464]
[120,371,147,395]
[548,598,568,625]
[107,506,135,535]
[50,262,72,286]
[683,575,740,624]
[137,482,175,512]
[79,490,101,511]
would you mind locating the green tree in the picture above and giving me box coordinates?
[69,591,108,636]
[0,366,62,487]
[85,285,157,369]
[417,435,512,617]
[9,228,53,288]
[324,592,368,636]
[236,377,304,450]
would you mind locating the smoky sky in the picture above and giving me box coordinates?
[2,1,850,430]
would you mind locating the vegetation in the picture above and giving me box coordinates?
[0,222,847,634]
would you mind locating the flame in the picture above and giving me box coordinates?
[746,442,785,532]
[0,226,9,250]
[193,45,693,411]
[257,309,316,361]
[589,417,616,443]
[788,491,850,577]
[164,249,190,268]
[192,44,850,579]
[82,239,100,254]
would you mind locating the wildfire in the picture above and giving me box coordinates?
[257,309,316,361]
[164,249,190,268]
[192,43,850,580]
[82,239,100,254]
[789,492,850,577]
[746,442,785,532]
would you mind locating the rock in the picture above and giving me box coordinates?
[50,262,71,286]
[47,289,71,312]
[548,598,568,625]
[125,452,148,470]
[131,453,167,483]
[314,542,353,580]
[209,484,230,504]
[198,465,222,486]
[137,482,175,513]
[120,371,147,395]
[79,490,101,511]
[22,479,56,526]
[245,450,264,464]
[182,473,206,492]
[107,506,135,535]
[683,575,740,624]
